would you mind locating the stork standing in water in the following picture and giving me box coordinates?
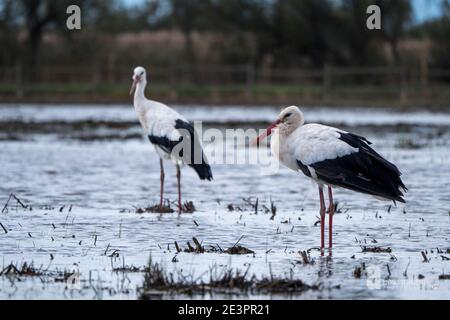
[256,106,407,251]
[130,66,213,213]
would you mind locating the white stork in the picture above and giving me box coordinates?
[256,106,407,251]
[130,66,213,213]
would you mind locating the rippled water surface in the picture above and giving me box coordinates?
[0,104,449,299]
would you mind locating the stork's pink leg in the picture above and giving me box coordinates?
[318,186,326,252]
[159,159,165,207]
[176,164,182,214]
[328,186,334,250]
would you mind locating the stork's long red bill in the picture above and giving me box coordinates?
[253,119,281,147]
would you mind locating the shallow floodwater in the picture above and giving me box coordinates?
[0,104,449,300]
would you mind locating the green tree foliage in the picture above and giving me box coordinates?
[0,0,90,79]
[0,0,448,71]
[339,0,384,66]
[376,0,412,64]
[203,0,271,64]
[166,0,212,62]
[0,0,20,67]
[270,0,340,67]
[426,0,450,68]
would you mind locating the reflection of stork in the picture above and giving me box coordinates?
[130,66,213,213]
[256,106,407,251]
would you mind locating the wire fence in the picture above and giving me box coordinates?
[1,63,450,104]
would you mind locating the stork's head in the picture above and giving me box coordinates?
[255,106,304,145]
[130,66,147,95]
[278,106,304,129]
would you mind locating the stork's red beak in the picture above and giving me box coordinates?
[253,119,282,147]
[129,75,140,95]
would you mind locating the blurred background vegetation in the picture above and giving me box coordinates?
[0,0,449,107]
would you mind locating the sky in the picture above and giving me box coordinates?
[413,0,444,22]
[122,0,445,24]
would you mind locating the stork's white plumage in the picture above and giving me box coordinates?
[130,66,212,213]
[257,106,407,252]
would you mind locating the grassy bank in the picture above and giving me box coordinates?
[1,82,449,109]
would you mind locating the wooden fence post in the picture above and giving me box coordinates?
[420,50,429,96]
[91,63,101,92]
[323,64,332,100]
[169,63,177,101]
[107,53,116,83]
[246,64,255,98]
[400,68,408,104]
[15,62,23,98]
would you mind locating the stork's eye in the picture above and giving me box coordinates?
[140,72,144,76]
[284,113,292,119]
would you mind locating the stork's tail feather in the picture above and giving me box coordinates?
[337,132,407,203]
[341,151,407,203]
[347,169,407,204]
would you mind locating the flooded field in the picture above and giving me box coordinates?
[0,104,449,300]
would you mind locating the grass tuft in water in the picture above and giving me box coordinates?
[173,237,254,255]
[361,246,392,253]
[138,257,320,299]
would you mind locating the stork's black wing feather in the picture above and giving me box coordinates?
[148,135,180,154]
[174,119,213,181]
[148,119,213,181]
[305,132,407,203]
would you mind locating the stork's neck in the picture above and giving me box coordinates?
[278,123,300,137]
[133,79,147,105]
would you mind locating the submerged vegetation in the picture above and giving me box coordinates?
[136,201,196,214]
[138,257,320,299]
[173,237,254,255]
[361,246,393,253]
